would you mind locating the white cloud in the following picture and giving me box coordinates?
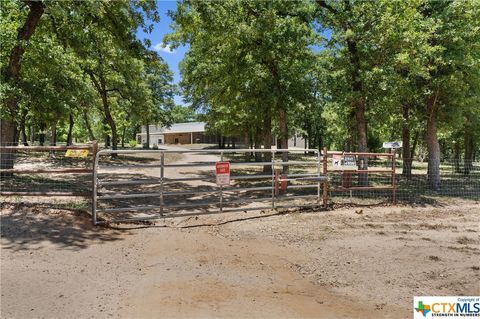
[153,43,175,54]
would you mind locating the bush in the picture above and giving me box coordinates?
[128,140,137,148]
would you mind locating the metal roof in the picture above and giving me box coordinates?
[141,122,206,134]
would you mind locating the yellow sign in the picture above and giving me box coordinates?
[65,149,89,158]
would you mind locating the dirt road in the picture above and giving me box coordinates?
[1,200,479,318]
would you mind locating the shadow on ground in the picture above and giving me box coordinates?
[0,202,128,251]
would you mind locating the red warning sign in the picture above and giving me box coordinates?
[216,162,230,186]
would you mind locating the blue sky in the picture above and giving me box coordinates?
[136,1,187,105]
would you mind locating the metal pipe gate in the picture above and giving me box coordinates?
[93,148,327,225]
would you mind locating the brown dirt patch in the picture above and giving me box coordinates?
[1,199,479,318]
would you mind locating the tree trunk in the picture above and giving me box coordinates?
[0,119,17,174]
[254,134,262,162]
[425,93,441,190]
[464,126,474,175]
[4,1,44,80]
[279,108,289,174]
[103,120,110,147]
[220,136,226,149]
[21,125,28,146]
[345,36,368,185]
[50,122,57,146]
[66,113,74,145]
[355,95,368,185]
[410,131,419,159]
[317,133,323,152]
[355,103,368,154]
[20,108,29,146]
[29,125,34,144]
[305,121,311,151]
[341,0,369,183]
[0,1,44,171]
[263,113,272,174]
[102,96,117,152]
[83,110,95,141]
[13,125,19,147]
[39,123,46,146]
[89,72,116,155]
[101,97,115,152]
[145,123,150,149]
[104,134,111,147]
[402,103,412,178]
[121,126,126,148]
[247,133,253,158]
[453,142,461,173]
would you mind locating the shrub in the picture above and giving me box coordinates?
[128,140,137,148]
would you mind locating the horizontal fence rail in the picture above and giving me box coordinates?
[0,142,98,198]
[4,142,476,225]
[93,148,328,224]
[321,148,397,204]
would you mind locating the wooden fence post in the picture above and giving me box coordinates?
[391,149,397,204]
[323,147,328,208]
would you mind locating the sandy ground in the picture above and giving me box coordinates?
[1,199,479,319]
[2,145,479,318]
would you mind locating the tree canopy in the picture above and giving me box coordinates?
[166,0,480,187]
[1,0,479,189]
[1,0,175,154]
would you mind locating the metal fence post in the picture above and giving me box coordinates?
[160,152,165,215]
[271,150,275,210]
[92,141,98,225]
[317,150,321,205]
[391,150,397,204]
[323,147,328,208]
[220,151,224,213]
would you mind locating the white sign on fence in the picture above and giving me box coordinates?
[332,154,357,170]
[332,155,342,167]
[383,141,403,149]
[215,162,230,186]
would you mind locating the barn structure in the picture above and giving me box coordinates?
[136,122,219,146]
[137,121,307,148]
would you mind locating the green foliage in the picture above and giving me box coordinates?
[1,0,479,173]
[166,0,318,144]
[170,105,197,123]
[1,0,174,147]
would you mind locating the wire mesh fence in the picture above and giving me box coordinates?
[1,144,478,216]
[0,143,96,196]
[396,159,479,203]
[328,158,479,205]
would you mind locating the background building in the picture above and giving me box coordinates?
[137,122,219,146]
[137,122,307,148]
